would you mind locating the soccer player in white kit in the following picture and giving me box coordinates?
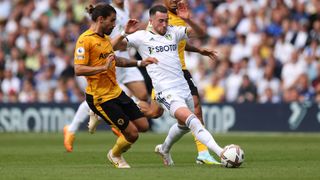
[113,4,224,165]
[63,0,149,152]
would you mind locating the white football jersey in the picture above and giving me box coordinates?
[110,1,130,59]
[126,26,189,92]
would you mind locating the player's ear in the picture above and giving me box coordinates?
[97,16,104,23]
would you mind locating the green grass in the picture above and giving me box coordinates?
[1,132,320,180]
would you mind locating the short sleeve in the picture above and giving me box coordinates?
[126,31,144,49]
[74,36,90,65]
[172,26,188,43]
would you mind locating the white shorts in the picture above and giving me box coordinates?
[116,67,144,84]
[155,87,194,117]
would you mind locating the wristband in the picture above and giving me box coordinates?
[120,30,128,37]
[137,61,142,67]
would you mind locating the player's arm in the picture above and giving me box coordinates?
[74,54,115,76]
[115,56,158,67]
[177,2,206,38]
[112,19,139,51]
[185,43,218,61]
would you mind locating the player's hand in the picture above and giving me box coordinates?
[124,19,140,34]
[105,53,115,69]
[140,57,158,67]
[177,1,190,20]
[200,48,218,61]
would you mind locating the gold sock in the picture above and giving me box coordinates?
[192,132,209,153]
[112,135,132,157]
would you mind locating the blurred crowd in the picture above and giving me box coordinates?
[0,0,320,104]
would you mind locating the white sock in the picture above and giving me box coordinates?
[68,101,90,133]
[162,123,189,153]
[185,114,223,156]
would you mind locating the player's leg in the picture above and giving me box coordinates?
[138,99,164,118]
[86,92,142,168]
[108,92,149,168]
[174,104,223,158]
[154,89,191,166]
[156,90,223,165]
[125,81,149,101]
[155,122,189,165]
[184,69,219,165]
[64,100,90,152]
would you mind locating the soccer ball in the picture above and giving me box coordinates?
[220,144,244,168]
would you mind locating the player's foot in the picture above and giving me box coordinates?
[155,144,174,166]
[88,110,100,134]
[196,151,221,165]
[63,125,75,152]
[107,149,131,168]
[111,127,122,137]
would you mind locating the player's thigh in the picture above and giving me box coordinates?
[156,88,190,117]
[86,93,130,131]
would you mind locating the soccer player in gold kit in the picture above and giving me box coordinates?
[73,3,157,168]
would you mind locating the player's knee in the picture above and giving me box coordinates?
[137,120,149,132]
[151,108,164,118]
[123,123,139,142]
[132,117,149,132]
[126,130,139,142]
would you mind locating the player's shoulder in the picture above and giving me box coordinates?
[167,25,183,32]
[129,30,147,37]
[78,30,95,41]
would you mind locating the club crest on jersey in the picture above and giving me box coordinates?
[76,47,85,55]
[117,118,124,125]
[164,34,172,40]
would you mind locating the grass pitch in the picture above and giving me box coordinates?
[1,132,320,180]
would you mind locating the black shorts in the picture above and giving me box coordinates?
[183,69,199,96]
[86,91,144,130]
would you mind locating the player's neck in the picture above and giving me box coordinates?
[90,24,104,37]
[149,28,165,36]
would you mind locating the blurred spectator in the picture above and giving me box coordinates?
[35,64,57,102]
[282,87,300,103]
[257,65,280,98]
[237,74,257,103]
[1,69,20,97]
[225,62,244,102]
[19,79,37,103]
[281,50,306,89]
[295,73,315,102]
[230,34,250,63]
[274,34,295,65]
[259,87,280,103]
[202,73,224,103]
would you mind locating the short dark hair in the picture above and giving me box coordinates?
[149,5,168,17]
[86,3,116,22]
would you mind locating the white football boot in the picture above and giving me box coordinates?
[155,144,174,166]
[107,149,131,168]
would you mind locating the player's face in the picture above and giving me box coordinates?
[164,0,181,12]
[101,13,117,35]
[151,12,169,35]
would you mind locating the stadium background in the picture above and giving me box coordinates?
[0,0,320,132]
